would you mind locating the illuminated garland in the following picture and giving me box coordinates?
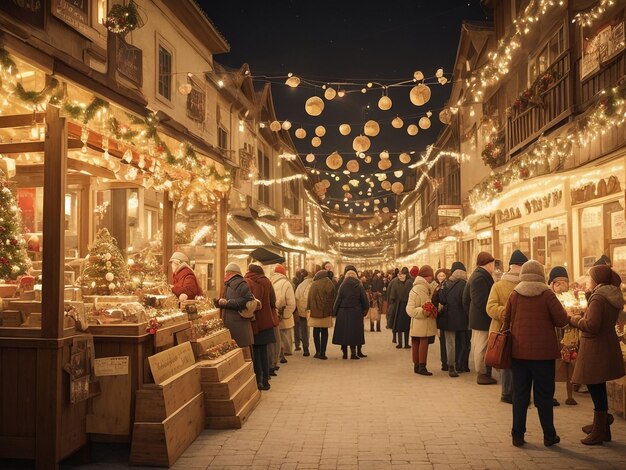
[253,173,308,186]
[574,0,616,26]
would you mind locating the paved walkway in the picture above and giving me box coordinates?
[173,321,626,470]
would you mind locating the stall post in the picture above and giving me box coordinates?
[163,192,174,279]
[215,195,228,288]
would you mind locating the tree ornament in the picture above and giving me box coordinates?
[105,272,114,282]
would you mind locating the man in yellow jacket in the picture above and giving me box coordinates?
[486,249,527,403]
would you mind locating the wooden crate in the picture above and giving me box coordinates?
[129,392,205,467]
[135,364,200,422]
[202,362,254,400]
[88,323,148,336]
[205,374,258,417]
[198,349,245,383]
[608,376,625,419]
[154,321,191,348]
[148,342,196,385]
[191,328,232,358]
[206,390,261,430]
[0,310,22,327]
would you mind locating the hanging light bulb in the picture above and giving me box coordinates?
[123,149,133,163]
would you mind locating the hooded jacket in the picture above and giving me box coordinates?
[406,276,437,337]
[271,272,296,329]
[295,277,314,319]
[244,266,277,335]
[570,284,626,384]
[307,270,336,319]
[172,266,202,299]
[486,271,520,333]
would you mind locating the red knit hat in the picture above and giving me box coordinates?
[274,264,286,275]
[409,265,420,278]
[418,265,434,279]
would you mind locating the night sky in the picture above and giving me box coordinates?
[199,1,491,213]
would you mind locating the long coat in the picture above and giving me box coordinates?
[244,268,277,345]
[172,266,202,299]
[307,270,336,328]
[295,277,313,319]
[486,271,520,333]
[332,275,369,346]
[463,266,494,331]
[437,270,468,332]
[406,276,437,338]
[388,276,413,333]
[506,281,568,360]
[270,273,296,330]
[221,274,255,347]
[571,284,626,384]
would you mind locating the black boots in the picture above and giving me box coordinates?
[449,365,459,377]
[342,346,348,360]
[416,364,432,376]
[357,346,367,358]
[349,345,359,360]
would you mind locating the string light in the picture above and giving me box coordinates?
[253,173,308,186]
[573,0,615,26]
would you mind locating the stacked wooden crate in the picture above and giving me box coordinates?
[130,343,205,467]
[198,348,261,429]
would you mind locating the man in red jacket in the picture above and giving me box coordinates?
[170,252,202,300]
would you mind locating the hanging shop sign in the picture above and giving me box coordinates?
[581,9,625,80]
[282,216,304,235]
[0,0,45,28]
[54,0,89,29]
[116,36,143,87]
[437,205,462,219]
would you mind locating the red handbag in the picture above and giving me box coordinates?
[485,295,517,370]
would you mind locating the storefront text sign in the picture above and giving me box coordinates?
[94,356,129,377]
[437,205,462,218]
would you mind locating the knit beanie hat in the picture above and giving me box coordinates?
[548,266,568,284]
[169,251,189,264]
[418,265,434,279]
[451,261,466,272]
[225,262,241,274]
[509,249,529,266]
[344,265,357,275]
[409,265,420,278]
[589,264,621,287]
[519,260,546,283]
[476,251,495,266]
[400,266,410,276]
[274,264,286,275]
[593,254,611,266]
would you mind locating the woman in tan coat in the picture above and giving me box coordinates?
[569,264,625,445]
[307,267,337,360]
[406,266,436,375]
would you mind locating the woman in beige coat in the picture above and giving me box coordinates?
[569,264,625,445]
[307,268,337,360]
[406,265,437,375]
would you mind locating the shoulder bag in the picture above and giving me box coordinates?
[485,294,516,369]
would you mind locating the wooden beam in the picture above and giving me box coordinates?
[215,196,228,295]
[0,113,45,128]
[163,192,174,280]
[41,93,67,339]
[0,139,82,155]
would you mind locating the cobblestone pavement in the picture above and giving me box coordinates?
[173,320,626,470]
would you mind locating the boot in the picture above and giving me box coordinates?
[370,322,375,332]
[582,413,614,439]
[581,411,608,445]
[357,346,367,358]
[417,364,432,376]
[477,373,497,385]
[350,346,360,360]
[448,364,459,378]
[404,333,411,349]
[376,322,381,332]
[414,364,420,374]
[341,345,348,360]
[392,332,397,343]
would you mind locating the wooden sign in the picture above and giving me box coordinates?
[148,342,196,385]
[116,36,143,87]
[95,356,129,377]
[0,0,45,29]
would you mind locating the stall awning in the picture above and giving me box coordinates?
[228,216,275,246]
[248,247,285,265]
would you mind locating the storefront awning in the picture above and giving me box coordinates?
[248,247,286,265]
[228,216,275,246]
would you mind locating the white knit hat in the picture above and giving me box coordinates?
[169,252,189,264]
[225,263,241,274]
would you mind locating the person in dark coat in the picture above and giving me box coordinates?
[217,263,255,354]
[244,263,277,391]
[332,265,370,359]
[389,267,413,349]
[432,268,451,372]
[463,251,496,385]
[169,252,202,300]
[438,262,468,377]
[570,264,625,445]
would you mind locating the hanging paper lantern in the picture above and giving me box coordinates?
[282,120,292,130]
[342,184,350,191]
[409,84,431,106]
[339,123,351,136]
[378,159,392,170]
[364,120,380,137]
[394,170,404,178]
[419,116,431,130]
[380,150,390,160]
[347,160,360,173]
[315,125,326,137]
[435,68,444,78]
[392,182,404,194]
[364,155,372,163]
[382,207,390,213]
[321,179,331,188]
[306,153,315,163]
[345,192,353,199]
[414,70,424,81]
[311,136,322,147]
[285,74,300,87]
[305,96,324,116]
[270,120,282,132]
[352,135,371,152]
[399,153,411,164]
[324,87,337,100]
[326,151,343,170]
[407,124,419,136]
[378,96,392,111]
[439,108,452,125]
[392,116,404,129]
[438,76,448,85]
[381,180,392,190]
[295,127,307,139]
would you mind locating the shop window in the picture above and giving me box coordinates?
[158,44,172,101]
[580,199,626,274]
[218,126,228,154]
[528,25,565,84]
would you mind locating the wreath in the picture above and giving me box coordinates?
[104,1,144,36]
[481,133,505,168]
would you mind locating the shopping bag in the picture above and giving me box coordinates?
[485,330,512,370]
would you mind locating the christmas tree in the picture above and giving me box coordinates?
[0,171,31,280]
[82,228,130,295]
[128,248,168,292]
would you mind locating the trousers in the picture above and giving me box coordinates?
[588,382,608,411]
[444,330,456,366]
[512,358,557,438]
[472,329,489,375]
[252,344,269,384]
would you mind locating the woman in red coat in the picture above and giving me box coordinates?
[169,252,202,300]
[570,264,625,445]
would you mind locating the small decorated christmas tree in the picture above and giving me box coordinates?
[82,228,130,295]
[0,171,31,281]
[128,248,168,293]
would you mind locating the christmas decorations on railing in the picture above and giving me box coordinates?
[104,0,145,36]
[468,83,626,214]
[508,69,559,115]
[481,133,505,168]
[0,170,31,281]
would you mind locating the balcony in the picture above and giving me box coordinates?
[576,48,626,108]
[506,51,571,156]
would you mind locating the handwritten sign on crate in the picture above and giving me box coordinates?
[148,342,196,385]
